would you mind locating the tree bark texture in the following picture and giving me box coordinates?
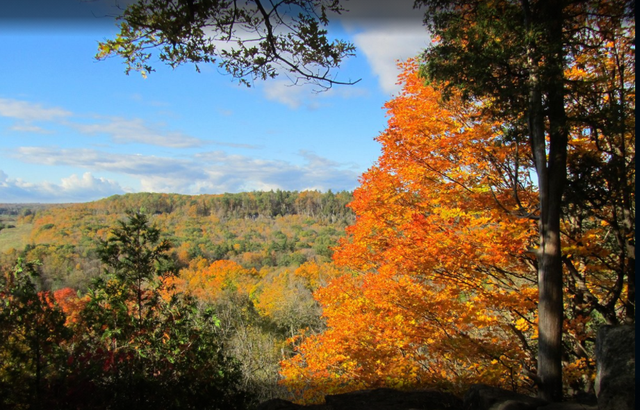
[523,0,568,401]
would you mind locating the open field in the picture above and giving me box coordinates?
[0,216,32,252]
[0,204,57,252]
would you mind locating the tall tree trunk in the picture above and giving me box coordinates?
[523,0,567,401]
[537,90,567,402]
[529,78,565,403]
[617,49,636,324]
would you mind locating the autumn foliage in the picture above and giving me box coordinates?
[1,214,250,410]
[0,22,633,403]
[280,56,633,402]
[280,62,540,402]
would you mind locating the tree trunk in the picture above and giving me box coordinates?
[523,0,568,402]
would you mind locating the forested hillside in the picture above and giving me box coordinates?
[0,190,353,291]
[0,190,354,406]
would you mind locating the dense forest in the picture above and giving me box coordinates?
[0,191,354,408]
[1,190,353,291]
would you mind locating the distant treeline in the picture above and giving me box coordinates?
[92,190,355,221]
[0,203,53,216]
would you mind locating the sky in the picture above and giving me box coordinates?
[0,0,431,203]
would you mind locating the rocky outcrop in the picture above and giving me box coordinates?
[257,388,463,410]
[256,398,310,410]
[324,388,462,410]
[257,386,600,410]
[463,384,548,410]
[538,404,596,410]
[594,324,635,410]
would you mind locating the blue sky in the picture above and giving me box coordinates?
[0,0,430,203]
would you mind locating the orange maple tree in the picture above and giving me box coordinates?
[280,61,542,402]
[169,258,259,303]
[52,287,88,326]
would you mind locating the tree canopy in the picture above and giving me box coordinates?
[281,42,634,401]
[97,0,359,88]
[416,0,634,400]
[1,213,251,409]
[281,63,541,401]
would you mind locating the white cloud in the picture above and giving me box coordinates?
[0,169,126,203]
[353,31,428,94]
[12,147,203,195]
[336,0,430,95]
[210,141,262,149]
[262,78,370,109]
[258,0,429,100]
[194,150,359,193]
[0,98,72,134]
[0,98,71,121]
[262,80,321,109]
[8,146,359,201]
[0,98,206,148]
[9,123,52,133]
[60,172,124,194]
[12,147,207,193]
[72,117,205,148]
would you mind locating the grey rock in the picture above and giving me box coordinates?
[256,398,306,410]
[324,388,463,410]
[463,384,548,410]
[537,403,597,410]
[594,325,635,410]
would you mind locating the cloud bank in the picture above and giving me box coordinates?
[0,98,208,148]
[0,169,126,203]
[72,117,206,148]
[5,147,359,202]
